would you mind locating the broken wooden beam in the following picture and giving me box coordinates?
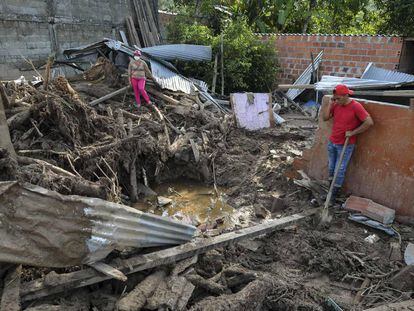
[1,265,22,311]
[277,84,315,90]
[21,209,317,302]
[147,87,180,105]
[89,86,131,106]
[117,270,166,311]
[89,262,127,282]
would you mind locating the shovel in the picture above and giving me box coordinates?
[320,136,350,223]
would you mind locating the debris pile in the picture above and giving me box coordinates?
[1,40,413,311]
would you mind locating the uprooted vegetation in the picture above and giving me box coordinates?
[1,61,412,311]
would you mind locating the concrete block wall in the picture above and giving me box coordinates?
[0,0,132,79]
[262,34,404,84]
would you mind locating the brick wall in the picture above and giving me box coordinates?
[262,34,404,84]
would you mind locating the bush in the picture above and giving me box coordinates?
[166,18,279,94]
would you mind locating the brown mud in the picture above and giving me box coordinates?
[1,61,412,310]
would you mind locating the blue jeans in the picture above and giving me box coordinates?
[327,141,355,187]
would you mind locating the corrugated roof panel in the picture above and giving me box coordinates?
[142,44,212,62]
[0,182,196,267]
[286,50,324,100]
[361,63,414,83]
[315,75,401,91]
[150,60,196,94]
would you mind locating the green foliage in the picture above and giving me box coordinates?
[375,0,414,36]
[167,18,279,94]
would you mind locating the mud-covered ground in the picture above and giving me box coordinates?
[1,61,412,310]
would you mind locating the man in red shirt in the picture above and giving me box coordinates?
[322,84,374,202]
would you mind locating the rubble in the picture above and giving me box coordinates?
[0,35,412,311]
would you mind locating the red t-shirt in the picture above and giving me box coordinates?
[329,100,369,145]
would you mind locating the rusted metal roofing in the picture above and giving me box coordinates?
[0,181,196,267]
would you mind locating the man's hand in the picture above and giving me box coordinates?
[345,131,354,137]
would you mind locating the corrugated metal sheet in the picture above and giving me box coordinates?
[0,182,196,267]
[150,60,196,94]
[286,50,324,100]
[83,196,196,264]
[361,63,414,83]
[142,44,212,62]
[315,75,401,91]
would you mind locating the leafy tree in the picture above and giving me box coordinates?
[167,18,279,93]
[375,0,414,36]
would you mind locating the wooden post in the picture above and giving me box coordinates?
[212,54,218,94]
[410,98,414,110]
[43,54,55,91]
[220,33,224,96]
[0,84,17,160]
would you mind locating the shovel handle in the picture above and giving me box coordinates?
[323,136,350,210]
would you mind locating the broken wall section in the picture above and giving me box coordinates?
[302,95,414,222]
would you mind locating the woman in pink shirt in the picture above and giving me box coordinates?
[128,50,156,107]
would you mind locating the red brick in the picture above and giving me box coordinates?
[344,196,395,224]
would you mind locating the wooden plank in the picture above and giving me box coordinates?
[136,0,154,47]
[126,16,141,47]
[277,84,315,90]
[1,265,22,311]
[189,138,200,163]
[89,86,131,106]
[132,0,149,47]
[143,0,160,45]
[147,87,180,105]
[119,30,129,46]
[363,299,414,310]
[89,262,127,282]
[21,209,317,302]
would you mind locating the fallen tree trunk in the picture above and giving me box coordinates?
[20,209,317,302]
[145,275,194,310]
[117,270,166,311]
[186,274,229,295]
[7,109,31,129]
[189,277,273,311]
